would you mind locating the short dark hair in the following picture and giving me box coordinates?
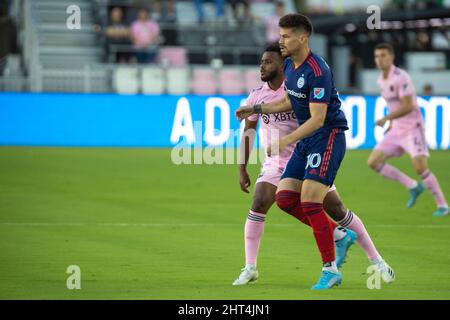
[278,13,313,36]
[264,43,282,56]
[375,43,394,54]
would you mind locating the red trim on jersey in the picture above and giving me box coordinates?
[307,57,322,77]
[307,58,319,76]
[319,128,338,178]
[292,50,313,71]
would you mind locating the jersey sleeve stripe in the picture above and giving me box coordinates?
[307,57,322,77]
[310,58,322,76]
[307,59,319,76]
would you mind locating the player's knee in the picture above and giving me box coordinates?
[251,195,271,214]
[412,160,428,175]
[367,158,381,171]
[415,166,427,175]
[275,190,300,213]
[324,201,347,221]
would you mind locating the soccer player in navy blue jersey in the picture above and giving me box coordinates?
[236,14,348,290]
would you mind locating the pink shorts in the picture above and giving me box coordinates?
[256,160,337,193]
[375,125,429,158]
[255,160,285,186]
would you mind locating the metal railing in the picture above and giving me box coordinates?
[23,0,42,92]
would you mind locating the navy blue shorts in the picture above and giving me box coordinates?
[281,127,346,186]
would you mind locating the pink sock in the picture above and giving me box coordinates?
[421,170,448,208]
[338,210,380,261]
[245,210,266,265]
[377,163,416,189]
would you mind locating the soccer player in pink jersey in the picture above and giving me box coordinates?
[233,44,395,286]
[368,43,449,217]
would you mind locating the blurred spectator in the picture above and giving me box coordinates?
[194,0,225,24]
[153,0,178,45]
[412,30,432,51]
[105,7,130,63]
[151,0,162,22]
[161,0,177,23]
[415,0,441,9]
[228,0,252,25]
[161,0,178,46]
[265,1,285,45]
[130,7,161,63]
[423,84,433,95]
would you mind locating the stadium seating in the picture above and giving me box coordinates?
[192,68,217,95]
[4,0,449,96]
[141,67,165,95]
[114,66,140,94]
[167,68,190,95]
[406,52,446,71]
[159,47,188,67]
[218,69,245,95]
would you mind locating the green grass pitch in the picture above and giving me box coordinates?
[0,147,449,299]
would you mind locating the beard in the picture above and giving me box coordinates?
[280,49,290,58]
[261,70,278,82]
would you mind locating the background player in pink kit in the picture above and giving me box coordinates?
[233,44,394,286]
[368,43,449,217]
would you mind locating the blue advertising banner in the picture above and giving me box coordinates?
[0,93,448,149]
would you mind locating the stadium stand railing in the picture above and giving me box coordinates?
[0,0,268,94]
[1,0,449,95]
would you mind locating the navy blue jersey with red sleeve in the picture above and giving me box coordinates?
[283,51,348,130]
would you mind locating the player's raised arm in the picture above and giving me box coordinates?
[238,118,258,193]
[235,92,292,121]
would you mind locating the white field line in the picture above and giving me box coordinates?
[0,222,449,228]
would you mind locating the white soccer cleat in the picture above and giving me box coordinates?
[232,266,259,286]
[376,260,395,283]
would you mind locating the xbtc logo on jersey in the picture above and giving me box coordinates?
[313,88,325,99]
[261,114,270,124]
[262,112,297,124]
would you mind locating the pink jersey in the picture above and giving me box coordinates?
[377,65,424,130]
[246,82,298,167]
[131,19,160,48]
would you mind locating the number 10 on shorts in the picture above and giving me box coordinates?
[306,153,322,169]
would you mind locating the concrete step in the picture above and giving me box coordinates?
[36,9,94,24]
[39,55,101,66]
[38,33,98,46]
[39,45,102,55]
[38,23,96,32]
